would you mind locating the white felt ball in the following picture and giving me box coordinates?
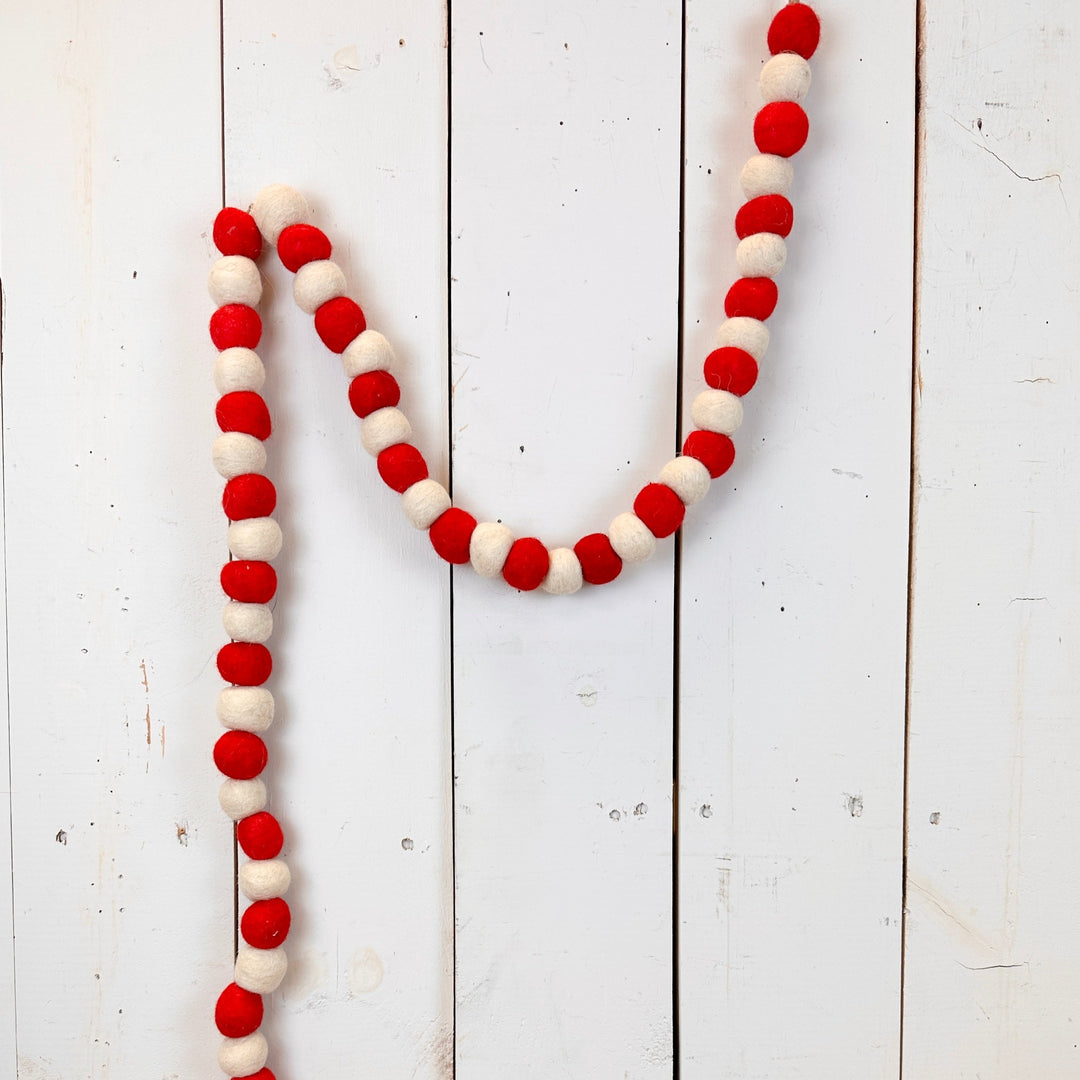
[608,512,656,564]
[240,858,292,901]
[208,256,262,307]
[736,233,787,278]
[402,480,451,530]
[659,456,711,505]
[343,329,396,378]
[213,432,267,480]
[218,1032,268,1077]
[235,946,288,994]
[293,260,347,315]
[540,548,583,595]
[691,390,744,435]
[228,517,283,562]
[740,153,794,199]
[251,183,310,245]
[470,522,515,577]
[214,348,266,394]
[218,687,275,733]
[360,407,412,456]
[219,778,267,820]
[715,317,770,361]
[760,52,812,103]
[223,602,273,644]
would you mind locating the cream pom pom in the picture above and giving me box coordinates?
[609,512,656,564]
[401,480,451,529]
[235,946,288,994]
[293,260,347,315]
[219,1032,268,1077]
[214,348,265,394]
[208,256,262,308]
[691,390,744,435]
[659,456,711,505]
[343,330,396,378]
[213,432,267,480]
[228,517,283,562]
[217,687,275,733]
[760,53,812,103]
[240,858,292,901]
[251,183,310,244]
[470,522,515,577]
[223,602,273,644]
[360,407,412,456]
[740,153,794,199]
[219,778,267,821]
[736,233,787,278]
[715,317,770,361]
[540,548,583,595]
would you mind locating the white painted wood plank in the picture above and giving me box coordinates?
[904,3,1080,1076]
[679,2,914,1076]
[0,2,228,1075]
[223,2,454,1076]
[0,362,14,1080]
[448,3,682,1076]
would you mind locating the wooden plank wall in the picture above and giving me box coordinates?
[0,1,1076,1078]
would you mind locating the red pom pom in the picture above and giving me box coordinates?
[236,1071,276,1080]
[703,347,758,396]
[682,430,736,478]
[348,371,401,418]
[214,730,268,780]
[429,508,477,564]
[210,304,262,350]
[237,811,284,859]
[217,642,273,686]
[633,482,685,538]
[768,2,821,59]
[314,297,366,353]
[216,391,272,440]
[754,102,809,158]
[215,982,263,1038]
[376,444,428,493]
[502,537,550,591]
[223,475,277,521]
[735,194,793,239]
[241,898,291,949]
[724,278,778,320]
[221,561,278,603]
[277,223,332,273]
[213,208,262,259]
[573,533,622,586]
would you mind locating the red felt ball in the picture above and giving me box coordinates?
[754,101,809,158]
[634,482,686,538]
[703,347,759,396]
[210,304,262,350]
[277,223,332,273]
[221,561,278,603]
[217,642,273,687]
[724,277,778,320]
[573,533,623,586]
[376,444,429,493]
[214,730,269,780]
[314,296,366,354]
[215,982,263,1038]
[213,208,262,259]
[348,370,401,418]
[241,898,292,949]
[767,2,821,59]
[223,475,277,521]
[237,811,284,859]
[216,391,272,440]
[682,430,736,478]
[502,537,550,591]
[235,1070,276,1080]
[429,508,477,564]
[735,194,794,239]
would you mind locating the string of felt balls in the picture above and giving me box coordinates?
[206,4,818,1076]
